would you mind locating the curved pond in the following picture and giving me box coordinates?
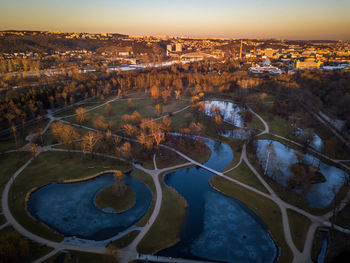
[204,100,244,128]
[256,140,347,208]
[28,172,152,240]
[158,137,278,263]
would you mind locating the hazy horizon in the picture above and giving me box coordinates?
[1,0,350,40]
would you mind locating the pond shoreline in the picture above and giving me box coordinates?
[26,169,152,241]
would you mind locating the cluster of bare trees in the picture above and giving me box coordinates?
[0,60,249,133]
[0,58,40,73]
[51,121,79,148]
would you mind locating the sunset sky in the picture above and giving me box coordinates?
[1,0,349,40]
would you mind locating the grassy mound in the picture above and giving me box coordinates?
[95,184,136,213]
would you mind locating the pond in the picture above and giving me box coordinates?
[221,128,253,140]
[317,231,329,263]
[27,172,152,240]
[204,100,244,128]
[256,140,347,208]
[158,137,278,263]
[295,128,324,152]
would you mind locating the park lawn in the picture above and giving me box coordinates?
[0,214,6,225]
[95,184,136,213]
[52,251,112,263]
[287,209,311,252]
[225,162,269,194]
[258,106,297,140]
[8,151,132,242]
[0,119,50,152]
[183,141,211,164]
[222,148,241,172]
[53,102,100,118]
[245,111,265,130]
[217,136,244,172]
[66,96,189,129]
[264,114,297,140]
[258,92,276,103]
[210,175,293,263]
[311,227,322,262]
[133,169,156,227]
[0,137,24,152]
[137,172,188,254]
[110,230,140,248]
[335,202,350,229]
[168,107,191,131]
[0,226,53,263]
[0,152,31,194]
[155,147,188,169]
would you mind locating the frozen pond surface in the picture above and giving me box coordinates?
[159,138,277,262]
[204,100,244,128]
[28,173,152,240]
[256,140,347,208]
[295,128,324,152]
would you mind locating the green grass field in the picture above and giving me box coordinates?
[225,162,269,194]
[43,250,111,263]
[0,226,53,263]
[95,184,136,213]
[64,96,189,129]
[287,209,311,252]
[0,152,31,195]
[110,230,140,248]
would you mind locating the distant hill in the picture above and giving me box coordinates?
[0,31,127,53]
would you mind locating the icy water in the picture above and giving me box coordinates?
[28,173,152,240]
[317,231,329,263]
[256,140,347,208]
[295,128,324,152]
[204,100,244,128]
[221,129,253,140]
[158,138,278,263]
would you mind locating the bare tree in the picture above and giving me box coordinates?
[76,107,88,125]
[51,122,79,149]
[81,131,102,155]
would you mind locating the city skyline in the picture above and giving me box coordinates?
[1,0,350,40]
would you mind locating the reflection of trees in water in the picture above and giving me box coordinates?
[204,100,244,127]
[271,160,286,184]
[213,140,223,155]
[263,141,288,184]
